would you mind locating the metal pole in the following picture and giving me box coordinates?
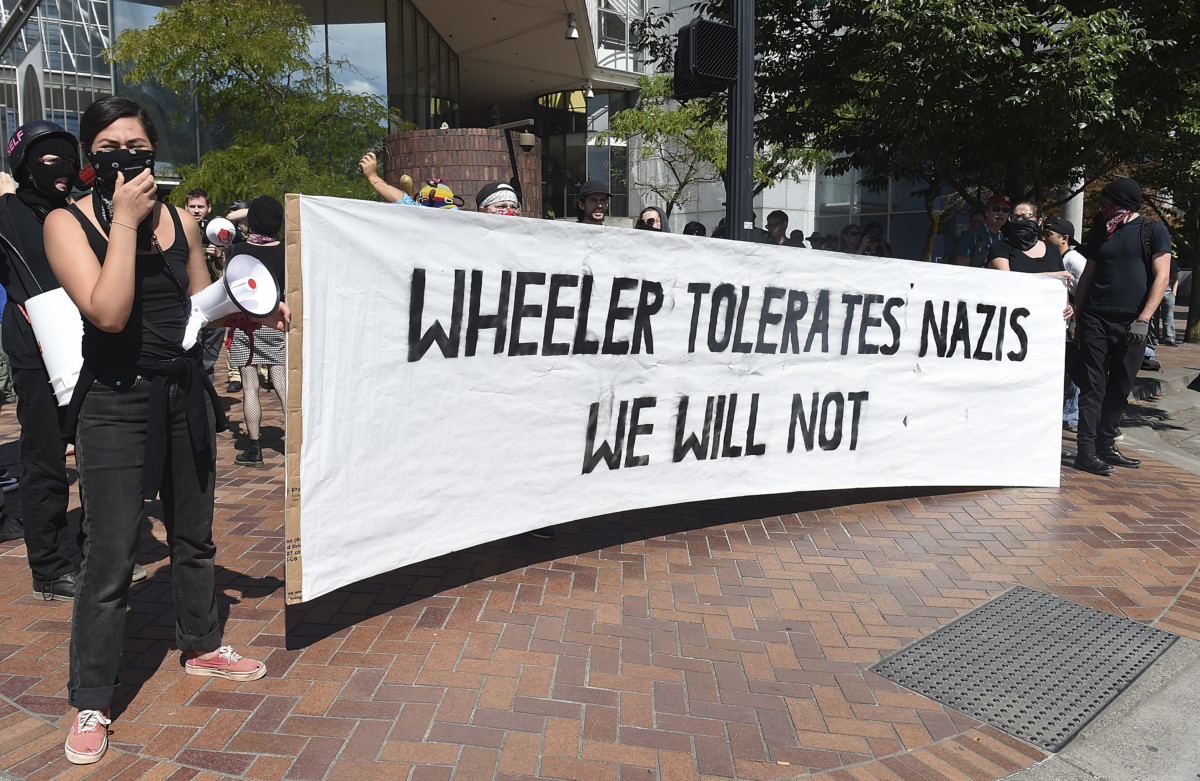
[726,0,754,242]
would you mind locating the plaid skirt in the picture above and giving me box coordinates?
[228,326,285,367]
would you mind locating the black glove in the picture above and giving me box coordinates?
[1124,319,1149,347]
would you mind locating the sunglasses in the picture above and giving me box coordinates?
[990,206,1010,213]
[847,230,861,237]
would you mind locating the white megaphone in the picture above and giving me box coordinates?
[182,254,282,350]
[205,217,237,247]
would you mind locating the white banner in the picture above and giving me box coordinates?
[289,196,1065,603]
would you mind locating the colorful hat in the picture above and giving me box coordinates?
[417,178,461,209]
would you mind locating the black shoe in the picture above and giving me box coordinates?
[226,381,242,393]
[0,512,23,543]
[235,439,263,467]
[1074,452,1115,476]
[33,570,79,602]
[1099,445,1140,468]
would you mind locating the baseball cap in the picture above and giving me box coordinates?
[1042,217,1075,240]
[986,194,1012,209]
[578,180,610,198]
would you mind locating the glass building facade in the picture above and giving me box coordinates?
[537,88,634,220]
[0,0,112,162]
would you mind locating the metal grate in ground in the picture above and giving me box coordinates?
[870,585,1177,752]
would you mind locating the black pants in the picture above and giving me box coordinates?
[1075,310,1143,451]
[70,377,221,709]
[13,365,78,582]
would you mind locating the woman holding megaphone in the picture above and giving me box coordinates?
[43,95,288,765]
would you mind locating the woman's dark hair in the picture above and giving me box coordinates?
[1013,200,1041,219]
[79,95,158,151]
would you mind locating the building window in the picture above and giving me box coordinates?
[594,0,645,73]
[537,88,633,219]
[386,0,458,130]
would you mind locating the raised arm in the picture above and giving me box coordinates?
[44,169,157,332]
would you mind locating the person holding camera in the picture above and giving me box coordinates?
[44,96,285,764]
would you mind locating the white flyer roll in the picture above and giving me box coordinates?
[25,287,84,406]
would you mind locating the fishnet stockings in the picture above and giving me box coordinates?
[240,364,286,440]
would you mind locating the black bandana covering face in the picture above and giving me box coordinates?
[1004,217,1041,252]
[87,149,157,251]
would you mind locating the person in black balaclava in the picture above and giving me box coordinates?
[1071,178,1172,476]
[0,121,85,600]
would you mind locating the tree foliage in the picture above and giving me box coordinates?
[640,0,1200,261]
[110,0,395,207]
[595,75,823,216]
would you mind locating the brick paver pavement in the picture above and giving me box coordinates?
[2,342,1199,780]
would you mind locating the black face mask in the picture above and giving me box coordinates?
[28,158,78,206]
[1004,217,1040,251]
[86,148,155,184]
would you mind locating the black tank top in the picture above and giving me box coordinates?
[68,203,191,370]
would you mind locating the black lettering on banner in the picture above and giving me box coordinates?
[731,286,754,353]
[947,301,971,358]
[603,277,638,355]
[1007,308,1029,361]
[858,294,883,355]
[819,392,844,450]
[755,287,785,354]
[582,400,627,473]
[920,299,948,358]
[509,271,546,356]
[625,397,656,467]
[673,395,714,462]
[841,293,862,355]
[721,394,742,458]
[973,304,996,360]
[745,393,766,456]
[573,275,600,354]
[880,297,903,355]
[709,395,726,459]
[805,290,831,353]
[466,269,510,357]
[782,290,809,354]
[996,305,1007,359]
[788,392,819,453]
[686,282,710,353]
[847,391,868,449]
[708,284,737,352]
[408,268,464,361]
[543,274,579,356]
[632,281,664,354]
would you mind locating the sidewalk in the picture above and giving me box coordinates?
[2,341,1199,780]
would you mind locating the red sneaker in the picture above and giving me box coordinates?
[185,645,266,681]
[65,708,110,764]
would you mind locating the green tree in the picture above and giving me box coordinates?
[595,75,822,217]
[642,1,1198,260]
[110,0,395,207]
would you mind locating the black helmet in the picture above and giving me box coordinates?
[6,120,77,183]
[229,199,251,212]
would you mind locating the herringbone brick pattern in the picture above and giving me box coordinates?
[2,349,1200,779]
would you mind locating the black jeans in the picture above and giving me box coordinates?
[1075,310,1143,451]
[70,376,221,710]
[13,365,78,582]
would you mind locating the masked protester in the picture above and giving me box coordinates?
[987,201,1073,281]
[635,206,670,232]
[43,96,289,765]
[1070,178,1172,476]
[0,121,85,601]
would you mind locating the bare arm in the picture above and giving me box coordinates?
[359,152,407,203]
[1137,253,1171,322]
[988,256,1010,271]
[44,170,157,332]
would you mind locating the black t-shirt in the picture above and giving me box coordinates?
[989,239,1064,275]
[1082,217,1171,313]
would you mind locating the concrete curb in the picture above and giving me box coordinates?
[1130,363,1200,402]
